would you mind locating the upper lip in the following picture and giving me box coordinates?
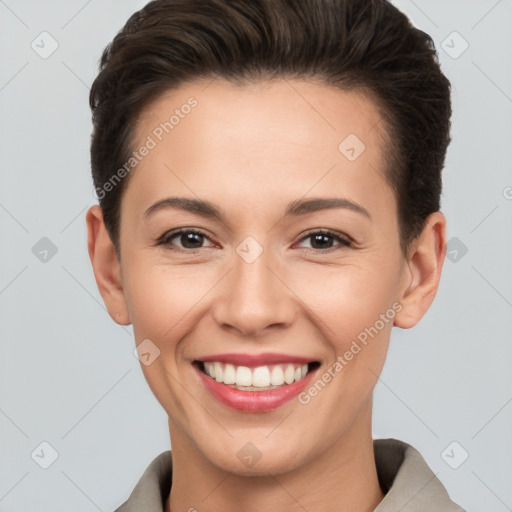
[194,352,318,367]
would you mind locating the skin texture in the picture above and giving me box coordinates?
[86,78,447,512]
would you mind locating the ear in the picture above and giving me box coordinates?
[394,211,447,329]
[86,205,130,325]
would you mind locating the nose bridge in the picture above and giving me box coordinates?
[212,240,295,335]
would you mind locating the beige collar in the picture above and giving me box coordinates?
[115,438,465,511]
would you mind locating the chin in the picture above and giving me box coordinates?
[196,435,309,477]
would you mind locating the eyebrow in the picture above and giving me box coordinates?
[144,196,371,221]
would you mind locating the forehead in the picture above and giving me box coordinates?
[125,77,394,222]
[135,77,388,157]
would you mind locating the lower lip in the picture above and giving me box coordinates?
[194,363,318,413]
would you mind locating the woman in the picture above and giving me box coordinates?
[86,0,465,510]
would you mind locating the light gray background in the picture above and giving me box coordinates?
[1,1,511,511]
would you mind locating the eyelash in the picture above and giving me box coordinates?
[155,228,353,253]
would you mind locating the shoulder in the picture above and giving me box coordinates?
[373,438,466,512]
[114,450,173,512]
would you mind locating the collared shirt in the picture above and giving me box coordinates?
[114,438,466,511]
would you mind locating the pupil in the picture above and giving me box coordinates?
[312,234,332,249]
[182,232,203,248]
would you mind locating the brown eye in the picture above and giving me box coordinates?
[296,230,352,251]
[158,229,214,251]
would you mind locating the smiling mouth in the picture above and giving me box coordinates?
[194,360,321,391]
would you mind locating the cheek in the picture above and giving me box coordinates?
[124,260,227,356]
[290,261,399,340]
[124,265,211,413]
[287,259,398,398]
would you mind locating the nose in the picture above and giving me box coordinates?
[211,245,297,337]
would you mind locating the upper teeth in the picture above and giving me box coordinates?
[203,362,309,387]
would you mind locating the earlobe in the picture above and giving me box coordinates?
[86,205,131,325]
[394,211,447,330]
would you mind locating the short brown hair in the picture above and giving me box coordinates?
[89,0,452,258]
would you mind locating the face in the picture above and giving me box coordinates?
[89,78,442,476]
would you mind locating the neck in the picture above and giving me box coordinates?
[166,402,384,512]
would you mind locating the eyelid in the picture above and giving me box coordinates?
[156,227,352,252]
[155,228,216,250]
[294,229,352,250]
